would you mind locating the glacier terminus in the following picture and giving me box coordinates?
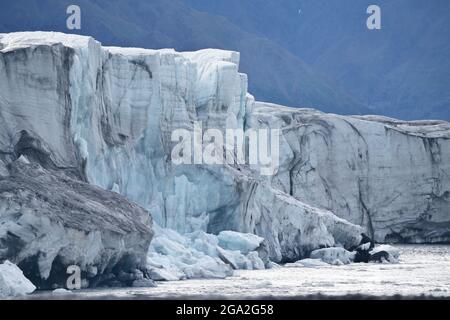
[0,32,449,297]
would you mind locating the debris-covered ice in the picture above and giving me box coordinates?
[310,247,356,265]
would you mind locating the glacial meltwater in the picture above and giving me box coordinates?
[27,245,450,299]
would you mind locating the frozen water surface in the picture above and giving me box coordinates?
[26,245,450,299]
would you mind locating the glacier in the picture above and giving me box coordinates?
[248,103,450,243]
[0,32,449,286]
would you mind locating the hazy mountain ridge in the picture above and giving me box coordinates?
[0,0,369,115]
[184,0,450,120]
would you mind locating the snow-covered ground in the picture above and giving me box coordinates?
[22,245,450,299]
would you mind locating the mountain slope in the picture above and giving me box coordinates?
[0,0,369,115]
[184,0,450,120]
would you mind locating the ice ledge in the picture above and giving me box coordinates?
[254,102,450,139]
[0,32,240,68]
[0,31,98,52]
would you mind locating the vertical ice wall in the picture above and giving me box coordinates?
[248,103,450,243]
[67,39,252,233]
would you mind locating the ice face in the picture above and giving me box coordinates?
[238,183,363,262]
[217,231,264,254]
[1,32,448,273]
[371,245,401,263]
[248,103,450,243]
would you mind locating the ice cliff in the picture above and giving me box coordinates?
[0,32,449,284]
[249,104,450,243]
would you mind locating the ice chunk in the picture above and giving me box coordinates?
[147,268,183,281]
[267,262,281,269]
[188,231,220,257]
[310,247,355,265]
[217,247,252,270]
[0,261,36,298]
[284,259,329,268]
[295,258,330,268]
[358,242,372,251]
[147,226,267,279]
[246,251,265,270]
[52,288,73,295]
[218,231,264,254]
[371,245,400,263]
[17,155,30,165]
[147,226,233,280]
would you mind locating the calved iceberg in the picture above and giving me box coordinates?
[147,226,267,281]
